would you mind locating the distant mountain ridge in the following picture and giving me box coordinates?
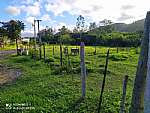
[112,19,144,32]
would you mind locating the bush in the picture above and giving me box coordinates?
[29,49,39,59]
[109,53,128,61]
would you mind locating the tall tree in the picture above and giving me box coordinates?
[58,26,70,35]
[58,26,69,67]
[40,27,54,43]
[76,15,85,32]
[2,20,25,55]
[73,27,78,33]
[76,15,85,42]
[89,22,97,31]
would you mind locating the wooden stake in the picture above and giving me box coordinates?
[94,45,97,55]
[60,42,63,67]
[39,44,42,59]
[98,48,110,113]
[53,44,55,56]
[117,47,119,53]
[43,43,46,62]
[120,75,129,113]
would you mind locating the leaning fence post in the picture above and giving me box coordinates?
[80,42,86,98]
[119,75,129,113]
[98,48,110,113]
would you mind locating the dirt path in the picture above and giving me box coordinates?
[0,49,21,85]
[0,65,21,85]
[0,49,16,54]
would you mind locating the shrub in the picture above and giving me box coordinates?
[109,53,128,61]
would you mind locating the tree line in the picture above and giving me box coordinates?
[0,18,143,49]
[40,17,143,47]
[40,25,142,47]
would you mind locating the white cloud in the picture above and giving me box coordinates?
[41,14,51,21]
[21,0,34,5]
[25,16,35,24]
[121,5,135,10]
[8,0,150,34]
[45,1,71,16]
[5,6,21,16]
[21,30,33,37]
[54,22,74,32]
[21,1,41,16]
[118,13,134,21]
[44,0,150,24]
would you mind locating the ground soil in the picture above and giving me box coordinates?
[0,49,21,85]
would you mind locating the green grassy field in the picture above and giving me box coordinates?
[0,45,139,113]
[0,44,16,51]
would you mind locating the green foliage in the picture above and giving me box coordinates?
[2,20,24,41]
[62,34,75,44]
[41,28,55,43]
[58,26,70,35]
[109,53,128,61]
[29,49,39,59]
[96,32,141,47]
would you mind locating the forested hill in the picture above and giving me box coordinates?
[112,19,144,32]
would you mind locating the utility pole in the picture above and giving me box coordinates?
[36,19,42,59]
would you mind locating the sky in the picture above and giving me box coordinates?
[0,0,150,37]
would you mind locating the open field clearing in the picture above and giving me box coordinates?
[0,45,139,113]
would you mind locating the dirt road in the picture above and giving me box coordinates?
[0,49,16,55]
[0,49,21,86]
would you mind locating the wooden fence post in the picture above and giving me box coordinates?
[80,42,86,98]
[38,46,40,59]
[94,45,97,55]
[119,75,128,113]
[136,47,139,54]
[117,47,119,53]
[98,48,110,113]
[60,42,63,67]
[144,12,150,113]
[130,11,150,113]
[39,43,42,59]
[53,44,55,56]
[43,43,46,62]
